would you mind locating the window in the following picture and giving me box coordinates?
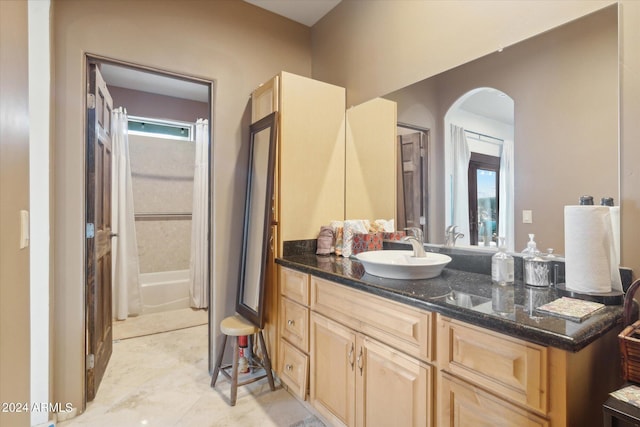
[127,116,194,141]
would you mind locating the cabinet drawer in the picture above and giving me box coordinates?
[437,316,548,414]
[279,338,309,400]
[280,297,309,353]
[439,372,549,427]
[280,266,310,305]
[310,276,433,362]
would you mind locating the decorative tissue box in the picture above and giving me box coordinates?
[382,231,406,241]
[352,232,383,255]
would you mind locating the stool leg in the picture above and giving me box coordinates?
[258,330,276,391]
[211,334,228,388]
[230,336,240,406]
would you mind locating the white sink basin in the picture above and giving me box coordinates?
[355,250,452,280]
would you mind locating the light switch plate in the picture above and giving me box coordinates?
[20,210,29,249]
[522,210,533,224]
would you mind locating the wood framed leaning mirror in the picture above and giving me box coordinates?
[236,111,277,329]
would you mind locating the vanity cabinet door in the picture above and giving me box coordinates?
[357,337,431,427]
[437,316,548,414]
[310,312,356,427]
[278,339,309,399]
[439,373,549,427]
[251,75,278,123]
[310,311,432,427]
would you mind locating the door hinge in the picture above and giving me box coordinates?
[86,223,95,238]
[87,354,95,370]
[87,93,96,110]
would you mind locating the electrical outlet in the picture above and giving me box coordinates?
[522,210,533,224]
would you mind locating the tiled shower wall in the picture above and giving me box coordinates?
[128,134,195,273]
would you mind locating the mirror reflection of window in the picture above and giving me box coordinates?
[468,153,500,246]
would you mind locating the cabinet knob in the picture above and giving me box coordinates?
[287,319,295,326]
[285,364,293,371]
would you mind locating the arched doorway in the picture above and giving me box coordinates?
[444,88,515,251]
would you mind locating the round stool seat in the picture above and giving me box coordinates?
[220,314,258,336]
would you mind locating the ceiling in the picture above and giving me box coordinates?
[100,63,210,103]
[243,0,342,27]
[459,89,514,126]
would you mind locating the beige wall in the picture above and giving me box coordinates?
[385,6,618,254]
[313,0,640,275]
[313,0,614,106]
[53,0,311,409]
[0,1,31,427]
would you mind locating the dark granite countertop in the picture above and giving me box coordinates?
[276,252,624,352]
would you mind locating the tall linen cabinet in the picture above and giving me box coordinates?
[251,71,346,391]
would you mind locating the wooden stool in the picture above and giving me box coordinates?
[210,314,276,406]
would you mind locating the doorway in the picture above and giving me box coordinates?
[444,87,514,250]
[396,123,429,240]
[84,55,214,401]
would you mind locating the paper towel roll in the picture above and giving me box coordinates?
[564,205,622,293]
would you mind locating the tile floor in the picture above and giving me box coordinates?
[58,323,322,427]
[112,308,209,340]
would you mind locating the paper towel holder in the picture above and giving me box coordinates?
[555,283,623,305]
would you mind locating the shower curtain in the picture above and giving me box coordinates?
[112,107,142,320]
[498,139,515,251]
[189,119,209,309]
[451,124,471,246]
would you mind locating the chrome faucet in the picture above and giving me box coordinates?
[444,225,464,247]
[403,227,426,257]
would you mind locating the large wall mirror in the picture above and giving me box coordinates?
[236,112,277,328]
[382,4,618,255]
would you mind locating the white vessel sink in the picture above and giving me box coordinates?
[355,250,452,280]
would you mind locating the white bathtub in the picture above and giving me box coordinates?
[139,269,190,314]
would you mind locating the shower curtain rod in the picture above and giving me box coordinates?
[135,212,192,221]
[464,129,504,144]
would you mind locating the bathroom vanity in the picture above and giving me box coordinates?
[275,250,624,427]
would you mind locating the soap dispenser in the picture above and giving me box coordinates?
[492,237,514,286]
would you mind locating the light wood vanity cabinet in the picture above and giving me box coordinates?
[437,316,548,415]
[437,315,549,426]
[252,72,346,371]
[439,372,549,427]
[310,276,433,427]
[277,267,621,427]
[436,314,620,427]
[278,267,311,399]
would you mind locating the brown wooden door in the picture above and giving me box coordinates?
[85,63,114,402]
[398,131,425,232]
